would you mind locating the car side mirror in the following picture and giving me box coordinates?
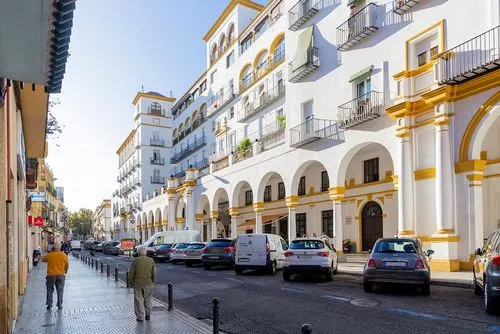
[475,248,482,255]
[425,249,434,256]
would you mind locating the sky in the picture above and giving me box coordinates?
[47,0,267,212]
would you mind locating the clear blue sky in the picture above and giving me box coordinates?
[47,0,267,212]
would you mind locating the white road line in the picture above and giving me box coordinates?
[280,287,306,293]
[322,295,350,302]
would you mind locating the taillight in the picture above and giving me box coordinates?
[492,255,500,266]
[202,247,208,253]
[266,243,270,254]
[317,251,329,257]
[415,258,425,269]
[284,251,294,257]
[223,246,234,253]
[367,258,376,267]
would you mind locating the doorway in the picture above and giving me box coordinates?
[361,201,383,252]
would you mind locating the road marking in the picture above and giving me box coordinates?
[280,287,306,293]
[488,324,500,332]
[322,295,350,302]
[388,308,447,321]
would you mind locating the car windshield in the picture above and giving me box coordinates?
[374,240,417,253]
[111,242,119,246]
[176,243,190,249]
[157,244,174,250]
[187,244,205,249]
[289,240,324,249]
[207,240,232,247]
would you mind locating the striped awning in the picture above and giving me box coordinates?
[349,65,373,83]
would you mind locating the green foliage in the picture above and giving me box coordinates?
[277,115,286,129]
[239,138,251,152]
[68,208,93,238]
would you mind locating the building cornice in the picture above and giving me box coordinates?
[116,129,136,154]
[132,92,176,105]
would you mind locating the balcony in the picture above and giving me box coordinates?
[338,91,383,129]
[147,106,165,116]
[170,136,206,164]
[150,138,165,146]
[26,158,38,190]
[290,118,340,148]
[337,3,379,52]
[193,158,209,170]
[233,144,253,164]
[208,89,236,117]
[173,137,178,145]
[393,0,421,15]
[289,0,322,31]
[151,176,164,184]
[437,25,500,85]
[150,157,165,165]
[240,74,255,93]
[173,170,186,179]
[237,84,285,122]
[260,121,286,152]
[289,47,319,83]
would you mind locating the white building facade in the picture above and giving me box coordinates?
[140,0,500,272]
[93,200,112,241]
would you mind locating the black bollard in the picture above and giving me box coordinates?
[100,261,104,273]
[115,266,118,282]
[301,324,312,334]
[212,297,220,334]
[126,271,130,288]
[91,258,94,267]
[95,260,99,271]
[106,263,110,277]
[167,283,173,311]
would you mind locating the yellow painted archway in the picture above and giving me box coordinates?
[269,32,285,55]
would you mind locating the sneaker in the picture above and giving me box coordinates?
[145,315,150,321]
[58,306,63,310]
[46,305,51,311]
[136,319,144,322]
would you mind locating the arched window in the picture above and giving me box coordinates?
[211,43,218,64]
[178,124,184,139]
[255,50,269,78]
[270,33,285,65]
[192,111,199,128]
[199,104,207,123]
[185,117,191,132]
[150,102,162,115]
[219,33,226,54]
[240,64,253,89]
[227,23,235,44]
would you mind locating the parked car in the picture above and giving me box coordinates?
[234,234,288,275]
[133,230,201,257]
[83,240,93,250]
[170,243,192,264]
[154,243,176,262]
[70,240,81,251]
[363,238,433,295]
[103,241,120,255]
[184,243,206,266]
[473,229,500,314]
[283,237,338,282]
[202,239,235,269]
[94,242,104,252]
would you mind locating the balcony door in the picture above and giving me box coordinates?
[302,100,314,135]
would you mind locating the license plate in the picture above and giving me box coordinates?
[385,261,406,267]
[238,258,250,262]
[209,256,220,259]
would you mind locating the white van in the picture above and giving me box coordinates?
[70,240,81,251]
[234,233,288,275]
[134,230,201,256]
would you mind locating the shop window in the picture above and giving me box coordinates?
[296,213,307,237]
[322,210,333,238]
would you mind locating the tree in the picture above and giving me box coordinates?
[68,208,93,239]
[46,98,64,140]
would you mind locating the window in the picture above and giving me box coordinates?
[322,210,333,238]
[413,33,438,68]
[321,171,329,192]
[430,45,439,57]
[417,51,427,67]
[228,133,235,151]
[229,106,234,119]
[153,169,160,177]
[218,139,224,152]
[245,190,253,206]
[296,213,307,238]
[255,17,269,39]
[298,176,306,196]
[364,158,379,183]
[278,182,285,200]
[200,80,207,92]
[264,185,272,202]
[153,118,160,125]
[212,121,216,132]
[153,150,160,160]
[153,131,159,140]
[240,35,253,54]
[210,70,217,85]
[226,50,235,68]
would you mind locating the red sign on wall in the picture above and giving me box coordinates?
[28,215,33,225]
[33,217,44,227]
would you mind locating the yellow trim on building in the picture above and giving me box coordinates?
[414,167,436,181]
[132,91,176,105]
[404,20,445,71]
[454,160,487,174]
[429,260,460,272]
[116,129,136,154]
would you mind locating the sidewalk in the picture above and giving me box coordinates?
[14,254,212,334]
[338,263,474,288]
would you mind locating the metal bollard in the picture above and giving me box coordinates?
[100,261,104,273]
[107,263,110,277]
[95,260,99,271]
[212,297,220,334]
[301,324,312,334]
[167,283,173,311]
[115,266,118,282]
[126,272,130,288]
[91,258,94,267]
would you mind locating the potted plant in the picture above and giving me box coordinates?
[239,138,251,152]
[277,115,286,129]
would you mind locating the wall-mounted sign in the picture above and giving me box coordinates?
[130,219,135,224]
[28,191,46,202]
[33,217,44,227]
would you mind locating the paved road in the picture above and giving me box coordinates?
[85,252,500,334]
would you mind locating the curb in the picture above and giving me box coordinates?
[338,270,473,289]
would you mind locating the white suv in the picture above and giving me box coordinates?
[283,237,338,282]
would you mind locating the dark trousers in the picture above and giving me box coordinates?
[46,275,65,307]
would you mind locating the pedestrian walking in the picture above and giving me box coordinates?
[128,247,156,322]
[42,241,69,310]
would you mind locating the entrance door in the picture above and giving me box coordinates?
[361,201,383,252]
[303,100,313,135]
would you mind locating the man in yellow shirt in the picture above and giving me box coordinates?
[42,242,69,310]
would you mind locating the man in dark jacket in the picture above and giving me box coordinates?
[128,247,156,322]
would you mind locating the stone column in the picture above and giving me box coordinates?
[286,196,298,243]
[210,211,218,239]
[435,105,454,233]
[396,124,415,236]
[161,219,168,233]
[253,202,264,234]
[195,214,204,241]
[329,187,345,251]
[167,178,179,231]
[184,169,198,230]
[229,207,239,238]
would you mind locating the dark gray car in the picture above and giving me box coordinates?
[473,229,500,314]
[201,239,235,269]
[363,238,433,295]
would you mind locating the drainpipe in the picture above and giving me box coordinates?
[6,81,11,201]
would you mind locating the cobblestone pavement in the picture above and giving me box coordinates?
[14,254,212,334]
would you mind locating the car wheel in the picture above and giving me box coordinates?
[473,270,482,296]
[363,282,373,293]
[325,268,333,282]
[186,262,192,267]
[332,262,338,275]
[267,261,277,275]
[171,260,177,265]
[283,270,291,281]
[484,277,496,314]
[204,264,211,270]
[235,266,243,275]
[421,283,430,296]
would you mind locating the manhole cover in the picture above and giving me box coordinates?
[349,299,379,307]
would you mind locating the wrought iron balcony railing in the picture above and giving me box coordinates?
[289,0,322,31]
[193,158,209,170]
[147,106,165,116]
[150,176,164,184]
[233,145,254,164]
[240,73,254,92]
[170,136,206,164]
[238,84,286,122]
[437,25,500,85]
[173,170,186,179]
[150,157,165,165]
[289,47,319,83]
[337,3,379,51]
[393,0,421,15]
[173,137,178,145]
[150,138,164,146]
[208,89,236,117]
[337,91,383,129]
[290,118,340,148]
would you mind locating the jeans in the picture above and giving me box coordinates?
[46,275,65,307]
[134,284,153,320]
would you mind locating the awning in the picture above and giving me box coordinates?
[347,0,361,6]
[262,214,287,224]
[238,219,255,229]
[349,65,373,83]
[19,83,49,158]
[293,26,313,70]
